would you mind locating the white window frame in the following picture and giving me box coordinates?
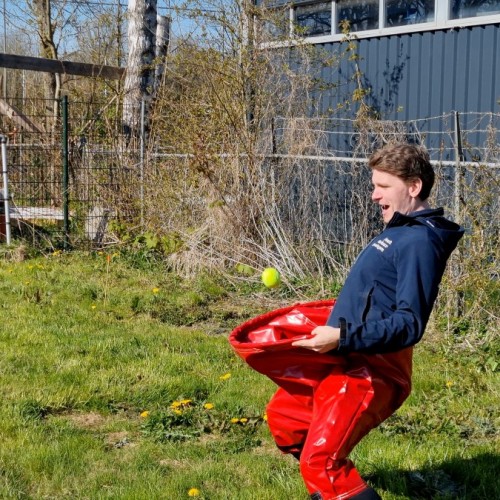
[263,0,500,45]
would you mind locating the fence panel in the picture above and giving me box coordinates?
[0,97,65,248]
[1,97,142,250]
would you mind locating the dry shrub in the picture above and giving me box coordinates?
[142,11,341,282]
[437,162,500,340]
[132,2,499,341]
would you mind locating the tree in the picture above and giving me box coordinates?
[31,0,61,124]
[154,14,170,94]
[122,0,157,140]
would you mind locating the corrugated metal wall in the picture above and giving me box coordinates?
[309,24,500,158]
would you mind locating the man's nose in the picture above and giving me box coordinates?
[372,189,380,201]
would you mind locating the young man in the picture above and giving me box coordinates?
[268,143,464,499]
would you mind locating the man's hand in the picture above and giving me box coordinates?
[292,325,340,353]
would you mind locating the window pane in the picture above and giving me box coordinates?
[295,2,332,37]
[386,1,435,27]
[337,0,379,33]
[451,0,500,19]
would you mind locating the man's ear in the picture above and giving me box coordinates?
[409,178,423,199]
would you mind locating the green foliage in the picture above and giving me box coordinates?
[108,221,185,258]
[379,400,497,442]
[141,398,266,446]
[142,406,202,443]
[18,399,51,422]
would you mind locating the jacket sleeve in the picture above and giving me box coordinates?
[337,234,446,353]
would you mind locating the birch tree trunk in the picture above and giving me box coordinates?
[123,0,157,141]
[154,14,170,95]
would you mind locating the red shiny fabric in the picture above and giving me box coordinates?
[229,300,413,500]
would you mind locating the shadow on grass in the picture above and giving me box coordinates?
[367,452,499,499]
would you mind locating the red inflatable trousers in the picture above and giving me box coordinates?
[229,300,413,500]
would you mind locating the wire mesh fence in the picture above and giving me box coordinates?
[0,97,142,250]
[0,97,499,269]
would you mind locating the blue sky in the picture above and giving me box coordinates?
[1,1,220,56]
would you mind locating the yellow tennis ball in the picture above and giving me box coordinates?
[261,267,281,288]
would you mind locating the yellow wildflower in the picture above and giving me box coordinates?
[263,413,268,421]
[91,304,97,309]
[171,399,192,410]
[174,409,182,415]
[152,287,160,294]
[188,488,200,497]
[219,373,231,381]
[204,403,214,410]
[446,380,454,388]
[230,418,240,424]
[239,418,248,424]
[140,411,150,418]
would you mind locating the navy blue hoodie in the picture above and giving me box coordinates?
[327,208,464,353]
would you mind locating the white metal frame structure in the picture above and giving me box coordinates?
[261,0,500,45]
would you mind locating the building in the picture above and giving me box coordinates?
[258,0,500,160]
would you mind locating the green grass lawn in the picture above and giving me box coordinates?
[0,251,498,499]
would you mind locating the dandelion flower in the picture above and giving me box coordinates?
[152,287,160,294]
[239,418,248,424]
[188,488,200,497]
[219,373,231,381]
[140,411,150,418]
[230,418,240,424]
[446,380,454,388]
[180,399,192,406]
[171,401,182,408]
[204,403,214,410]
[174,409,182,415]
[91,304,97,309]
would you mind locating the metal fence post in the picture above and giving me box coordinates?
[0,135,11,245]
[454,111,465,222]
[140,98,145,228]
[62,95,70,250]
[453,110,465,317]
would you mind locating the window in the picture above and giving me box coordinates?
[450,0,500,19]
[386,1,435,27]
[259,0,500,42]
[295,2,333,36]
[337,0,379,32]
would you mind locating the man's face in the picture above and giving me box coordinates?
[371,169,421,224]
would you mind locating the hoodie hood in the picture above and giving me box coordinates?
[388,208,464,258]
